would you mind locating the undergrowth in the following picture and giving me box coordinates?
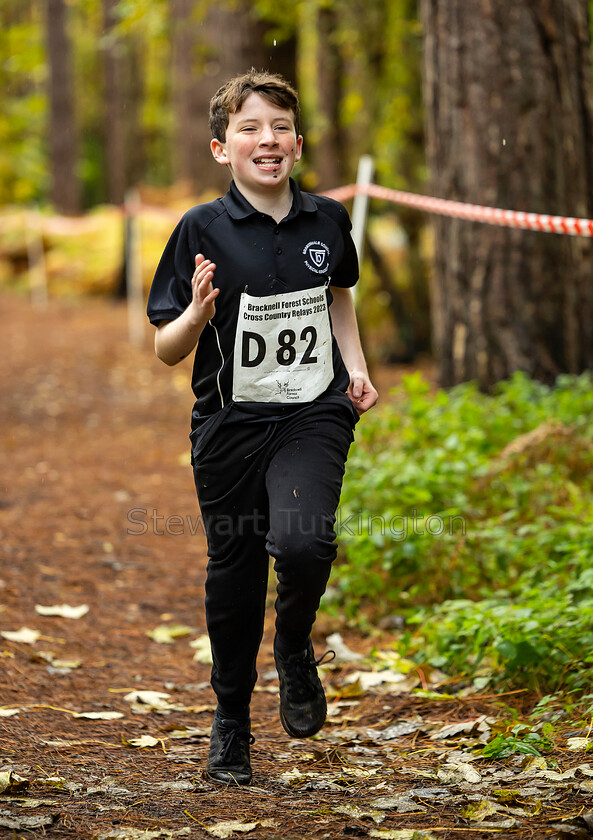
[332,370,593,694]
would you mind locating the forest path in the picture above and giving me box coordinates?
[0,293,589,840]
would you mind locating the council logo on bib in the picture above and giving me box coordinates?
[303,240,330,274]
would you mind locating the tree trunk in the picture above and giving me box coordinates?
[45,0,80,214]
[311,4,345,191]
[171,0,198,187]
[123,35,145,190]
[102,0,126,205]
[421,0,593,389]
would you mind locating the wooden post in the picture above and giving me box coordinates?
[125,188,145,346]
[26,210,48,308]
[351,155,374,302]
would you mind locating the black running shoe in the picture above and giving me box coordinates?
[206,711,254,786]
[274,638,333,738]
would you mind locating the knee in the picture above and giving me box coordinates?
[270,517,337,574]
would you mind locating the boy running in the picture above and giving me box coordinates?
[147,69,377,786]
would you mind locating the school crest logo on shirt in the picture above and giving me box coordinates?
[303,240,330,274]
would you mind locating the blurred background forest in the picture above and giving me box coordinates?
[3,0,593,385]
[3,0,593,386]
[0,0,428,370]
[3,0,593,698]
[1,0,424,208]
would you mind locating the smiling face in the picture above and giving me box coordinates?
[210,92,303,200]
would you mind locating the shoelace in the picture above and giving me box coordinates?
[218,722,255,763]
[284,648,335,702]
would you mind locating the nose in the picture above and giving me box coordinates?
[259,124,278,145]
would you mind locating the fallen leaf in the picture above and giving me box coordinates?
[430,715,492,740]
[505,799,542,818]
[441,750,480,765]
[123,735,160,748]
[370,649,420,675]
[0,771,29,794]
[71,711,124,720]
[368,795,427,813]
[490,787,544,803]
[36,776,83,793]
[407,786,452,801]
[326,677,364,699]
[520,756,548,774]
[147,624,194,644]
[95,828,191,840]
[474,817,517,830]
[567,738,593,751]
[412,689,457,701]
[52,658,82,669]
[189,635,213,664]
[437,763,482,784]
[123,690,175,713]
[365,721,425,740]
[1,627,41,645]
[252,684,279,694]
[332,803,385,824]
[343,766,381,778]
[205,820,275,838]
[34,650,82,671]
[35,604,89,619]
[93,804,128,814]
[166,727,210,739]
[398,767,438,780]
[344,670,418,691]
[0,812,57,830]
[325,632,364,663]
[461,799,499,822]
[152,781,197,792]
[206,823,258,839]
[47,660,82,673]
[40,738,120,748]
[8,798,59,808]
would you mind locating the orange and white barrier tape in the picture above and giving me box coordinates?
[324,182,593,238]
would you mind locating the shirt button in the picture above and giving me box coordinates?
[274,227,280,235]
[276,247,282,255]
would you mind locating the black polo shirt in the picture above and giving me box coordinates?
[147,179,359,446]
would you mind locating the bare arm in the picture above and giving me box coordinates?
[154,254,219,366]
[329,285,378,414]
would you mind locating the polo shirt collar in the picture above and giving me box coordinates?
[222,178,317,220]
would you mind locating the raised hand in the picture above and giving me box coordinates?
[190,253,219,324]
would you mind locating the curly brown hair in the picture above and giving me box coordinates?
[209,69,300,142]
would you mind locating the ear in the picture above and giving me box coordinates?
[211,138,229,166]
[294,134,303,163]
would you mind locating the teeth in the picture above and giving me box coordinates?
[255,158,281,164]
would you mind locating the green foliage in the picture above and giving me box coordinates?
[0,3,47,204]
[334,371,593,693]
[482,725,552,759]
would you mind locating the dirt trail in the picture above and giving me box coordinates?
[0,294,589,840]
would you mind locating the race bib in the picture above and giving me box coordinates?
[232,285,334,403]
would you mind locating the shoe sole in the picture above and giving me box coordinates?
[279,705,325,739]
[205,769,252,786]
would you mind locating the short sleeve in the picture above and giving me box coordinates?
[146,214,197,326]
[318,197,359,289]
